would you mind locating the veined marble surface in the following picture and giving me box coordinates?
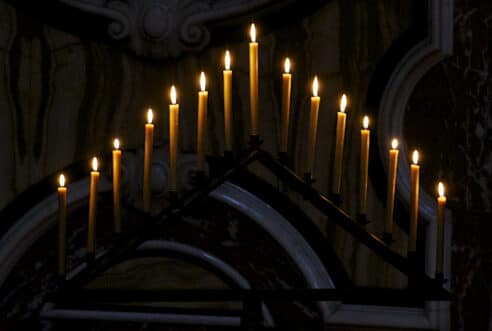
[406,0,492,330]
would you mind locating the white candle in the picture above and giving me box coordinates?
[280,58,292,153]
[249,23,259,137]
[384,139,399,237]
[143,109,154,212]
[306,77,320,177]
[113,138,122,233]
[223,50,233,152]
[169,86,179,192]
[58,174,67,276]
[436,182,447,276]
[409,150,420,252]
[197,72,208,171]
[359,116,370,216]
[88,157,99,254]
[332,94,347,195]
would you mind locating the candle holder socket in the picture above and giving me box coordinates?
[303,172,315,185]
[168,191,179,205]
[191,170,206,186]
[86,252,95,264]
[330,193,342,206]
[382,232,395,245]
[356,213,370,225]
[224,150,234,162]
[278,152,288,165]
[248,135,262,147]
[435,272,448,285]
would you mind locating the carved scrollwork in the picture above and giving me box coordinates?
[53,0,305,58]
[58,0,130,40]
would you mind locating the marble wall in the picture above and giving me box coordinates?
[406,0,492,329]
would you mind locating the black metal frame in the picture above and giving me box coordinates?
[42,145,452,328]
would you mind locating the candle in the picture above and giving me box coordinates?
[112,138,122,233]
[88,157,99,255]
[436,182,447,276]
[332,94,347,195]
[169,86,179,192]
[384,138,399,237]
[57,174,67,276]
[306,77,320,177]
[280,57,292,154]
[409,150,420,252]
[249,23,259,137]
[358,116,370,216]
[197,72,208,171]
[143,109,154,213]
[223,50,232,152]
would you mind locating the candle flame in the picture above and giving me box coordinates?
[312,76,319,97]
[170,85,177,105]
[59,174,65,187]
[340,94,347,113]
[92,157,98,171]
[438,182,445,197]
[225,50,231,70]
[284,58,291,73]
[147,108,153,124]
[412,150,419,165]
[391,138,398,149]
[200,72,206,91]
[250,23,256,42]
[113,138,120,150]
[362,116,369,129]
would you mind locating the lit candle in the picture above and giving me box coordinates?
[358,116,370,216]
[223,50,233,152]
[88,157,99,255]
[306,77,320,177]
[280,57,292,154]
[143,109,154,213]
[409,150,420,252]
[436,182,447,276]
[169,86,179,192]
[197,72,208,171]
[384,138,399,238]
[57,174,67,276]
[249,23,259,137]
[112,138,122,233]
[332,94,347,195]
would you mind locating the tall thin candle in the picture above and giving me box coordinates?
[280,58,292,153]
[88,157,99,255]
[436,182,447,277]
[57,174,67,276]
[332,94,347,195]
[169,86,179,192]
[223,50,232,152]
[358,116,370,216]
[306,77,320,178]
[409,150,420,252]
[197,72,208,171]
[143,109,154,212]
[249,23,259,137]
[113,138,122,233]
[384,139,399,239]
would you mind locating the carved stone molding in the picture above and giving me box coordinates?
[378,0,453,224]
[376,1,453,330]
[54,0,317,58]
